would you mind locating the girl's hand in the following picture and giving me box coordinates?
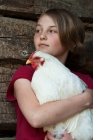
[62,132,73,140]
[44,132,73,140]
[84,88,93,108]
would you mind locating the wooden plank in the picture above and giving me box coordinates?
[0,83,11,93]
[0,138,15,140]
[0,38,35,60]
[0,67,16,102]
[47,0,93,19]
[0,101,16,125]
[0,93,8,101]
[0,114,16,130]
[0,17,36,38]
[0,0,47,19]
[0,102,15,114]
[0,0,93,19]
[0,123,16,130]
[0,17,36,60]
[0,113,16,124]
[0,67,15,74]
[0,67,16,127]
[0,100,16,129]
[0,75,12,83]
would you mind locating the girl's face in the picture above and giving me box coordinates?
[34,15,69,63]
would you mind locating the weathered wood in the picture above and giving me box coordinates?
[47,0,93,19]
[0,92,8,101]
[0,0,47,19]
[0,66,17,130]
[0,102,15,113]
[0,138,15,140]
[0,38,34,60]
[0,111,16,123]
[0,123,16,130]
[0,96,16,129]
[0,16,36,38]
[0,17,36,60]
[0,0,93,20]
[0,17,36,39]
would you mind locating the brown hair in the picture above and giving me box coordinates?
[39,8,85,55]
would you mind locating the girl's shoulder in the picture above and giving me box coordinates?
[72,71,93,89]
[6,65,35,101]
[13,65,35,81]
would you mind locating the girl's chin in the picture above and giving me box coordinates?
[36,49,52,55]
[36,49,48,53]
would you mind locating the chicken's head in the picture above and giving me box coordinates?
[26,51,45,70]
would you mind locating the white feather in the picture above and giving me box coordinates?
[30,51,93,140]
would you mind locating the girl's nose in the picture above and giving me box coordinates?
[40,32,47,40]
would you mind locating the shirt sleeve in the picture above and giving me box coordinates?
[6,65,35,101]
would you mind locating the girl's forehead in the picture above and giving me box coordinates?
[37,15,56,26]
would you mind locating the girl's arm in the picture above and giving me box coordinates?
[14,78,93,128]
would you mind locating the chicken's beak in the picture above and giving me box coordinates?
[26,59,31,65]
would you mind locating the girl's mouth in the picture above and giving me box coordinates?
[39,44,48,47]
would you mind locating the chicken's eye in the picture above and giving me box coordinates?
[35,57,39,60]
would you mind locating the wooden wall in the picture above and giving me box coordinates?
[0,0,93,138]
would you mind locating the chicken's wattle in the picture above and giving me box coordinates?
[31,58,45,70]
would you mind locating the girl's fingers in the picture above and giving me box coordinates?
[62,132,73,140]
[45,132,57,140]
[44,135,48,140]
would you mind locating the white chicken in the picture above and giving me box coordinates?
[26,51,93,140]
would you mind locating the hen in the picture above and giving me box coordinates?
[26,51,93,140]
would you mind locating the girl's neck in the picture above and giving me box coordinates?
[56,51,69,65]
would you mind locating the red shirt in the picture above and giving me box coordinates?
[7,65,93,140]
[7,65,46,140]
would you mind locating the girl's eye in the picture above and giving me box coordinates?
[49,30,57,33]
[35,29,41,33]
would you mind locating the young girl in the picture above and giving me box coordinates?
[7,9,93,140]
